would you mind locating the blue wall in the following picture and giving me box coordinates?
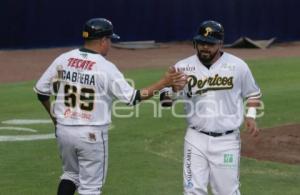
[1,0,300,48]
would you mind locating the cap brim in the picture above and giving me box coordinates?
[111,33,120,40]
[193,35,220,44]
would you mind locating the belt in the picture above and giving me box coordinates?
[190,126,234,137]
[199,130,234,137]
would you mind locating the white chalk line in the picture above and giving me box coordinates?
[144,139,182,163]
[0,126,37,132]
[0,134,55,142]
[0,119,115,142]
[2,119,52,125]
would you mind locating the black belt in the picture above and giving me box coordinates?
[191,126,234,137]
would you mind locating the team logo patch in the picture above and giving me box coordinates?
[80,53,88,58]
[224,154,234,164]
[203,27,213,37]
[221,63,236,71]
[185,181,194,189]
[82,31,89,38]
[89,133,96,141]
[220,153,237,168]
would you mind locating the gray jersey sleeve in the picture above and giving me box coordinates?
[241,64,261,99]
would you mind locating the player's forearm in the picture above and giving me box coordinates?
[40,100,51,115]
[36,94,57,125]
[246,98,261,107]
[41,100,57,126]
[139,78,168,100]
[245,98,261,119]
[41,100,57,124]
[139,70,187,101]
[136,68,187,102]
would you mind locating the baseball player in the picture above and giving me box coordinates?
[34,18,186,195]
[160,20,262,195]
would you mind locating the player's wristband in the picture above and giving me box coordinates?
[246,107,257,119]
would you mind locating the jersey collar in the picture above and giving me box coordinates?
[79,47,98,54]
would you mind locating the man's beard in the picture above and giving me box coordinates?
[197,49,218,65]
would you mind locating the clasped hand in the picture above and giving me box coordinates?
[164,66,187,92]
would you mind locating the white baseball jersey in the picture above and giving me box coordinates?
[163,52,261,133]
[34,48,137,126]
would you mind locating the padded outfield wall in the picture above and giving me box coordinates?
[1,0,300,48]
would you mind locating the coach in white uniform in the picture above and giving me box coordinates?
[160,21,262,195]
[34,18,186,195]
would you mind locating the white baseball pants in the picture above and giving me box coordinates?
[183,128,241,195]
[56,124,108,195]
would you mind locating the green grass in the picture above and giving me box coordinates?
[248,57,300,127]
[0,57,300,194]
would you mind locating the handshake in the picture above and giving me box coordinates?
[163,66,187,92]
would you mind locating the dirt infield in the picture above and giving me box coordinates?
[242,124,300,164]
[1,42,300,164]
[2,41,300,83]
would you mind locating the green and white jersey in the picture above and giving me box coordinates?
[162,52,261,133]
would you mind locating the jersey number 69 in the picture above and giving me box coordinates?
[64,84,95,111]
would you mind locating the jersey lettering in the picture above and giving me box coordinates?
[62,70,95,86]
[187,74,233,97]
[177,64,196,72]
[67,58,96,70]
